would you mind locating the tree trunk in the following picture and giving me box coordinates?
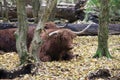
[0,1,40,77]
[93,0,112,58]
[11,0,16,5]
[0,2,2,19]
[48,0,57,21]
[3,0,8,22]
[0,0,40,79]
[32,0,40,23]
[29,0,57,62]
[16,0,29,64]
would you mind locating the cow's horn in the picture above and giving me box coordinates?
[49,30,60,36]
[72,24,92,35]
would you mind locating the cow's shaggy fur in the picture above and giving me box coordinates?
[0,25,76,61]
[0,27,34,52]
[38,29,76,61]
[0,28,17,52]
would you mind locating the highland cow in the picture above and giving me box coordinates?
[0,27,76,61]
[38,29,76,61]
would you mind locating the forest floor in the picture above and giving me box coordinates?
[0,35,120,80]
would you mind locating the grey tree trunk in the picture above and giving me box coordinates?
[0,2,2,19]
[29,0,57,62]
[11,0,16,5]
[3,0,8,22]
[48,0,57,21]
[93,0,112,58]
[32,0,40,23]
[16,0,29,64]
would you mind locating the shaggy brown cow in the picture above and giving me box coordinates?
[0,27,76,61]
[38,29,76,61]
[0,27,34,52]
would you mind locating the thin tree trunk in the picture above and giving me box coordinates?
[48,1,57,21]
[16,0,29,64]
[11,0,16,5]
[29,0,57,62]
[32,0,40,23]
[0,2,2,19]
[3,0,8,22]
[93,0,112,58]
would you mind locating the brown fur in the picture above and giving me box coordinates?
[0,28,16,52]
[38,29,76,61]
[0,27,34,52]
[0,24,76,61]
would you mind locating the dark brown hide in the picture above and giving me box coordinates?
[0,22,54,52]
[0,27,34,52]
[0,28,16,52]
[38,29,76,61]
[0,26,76,61]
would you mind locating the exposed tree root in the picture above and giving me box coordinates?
[0,63,36,79]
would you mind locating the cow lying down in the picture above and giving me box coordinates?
[0,22,90,61]
[0,27,77,61]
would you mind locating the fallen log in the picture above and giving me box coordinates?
[0,5,85,23]
[55,7,80,23]
[64,24,120,35]
[0,23,17,29]
[0,23,36,29]
[0,23,120,35]
[0,7,33,21]
[9,18,35,22]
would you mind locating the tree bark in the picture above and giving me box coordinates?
[93,0,112,58]
[0,2,2,19]
[29,0,57,62]
[3,0,8,22]
[48,0,57,21]
[32,0,40,23]
[16,0,29,64]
